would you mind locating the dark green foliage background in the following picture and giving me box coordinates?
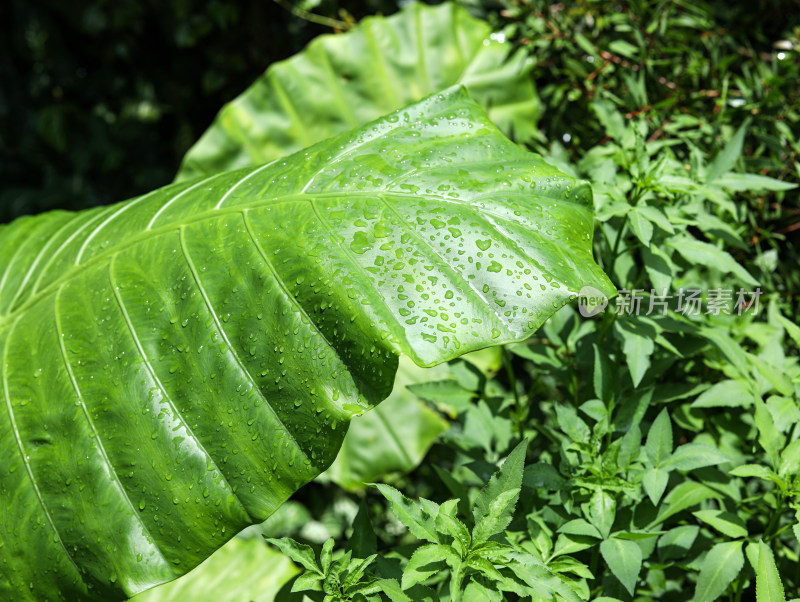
[0,0,402,224]
[3,0,798,260]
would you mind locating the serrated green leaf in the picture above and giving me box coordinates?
[774,313,800,350]
[401,544,456,590]
[593,343,615,403]
[691,379,754,408]
[671,238,758,286]
[587,489,616,540]
[615,319,656,387]
[372,484,439,544]
[465,555,504,583]
[581,399,609,424]
[693,540,743,602]
[614,530,663,541]
[320,538,335,575]
[750,355,794,397]
[715,173,798,191]
[292,571,325,593]
[755,399,785,468]
[663,443,732,471]
[765,396,800,432]
[506,560,582,602]
[376,579,413,602]
[652,482,717,526]
[729,464,782,482]
[794,521,800,547]
[558,519,602,539]
[692,510,748,539]
[343,554,377,591]
[600,538,642,596]
[523,463,566,491]
[436,500,471,553]
[657,525,699,561]
[554,403,591,442]
[176,2,539,181]
[553,533,597,557]
[699,328,751,377]
[617,425,642,470]
[548,556,594,579]
[646,409,673,467]
[266,538,322,575]
[472,440,527,542]
[642,246,674,292]
[643,467,669,506]
[463,581,503,602]
[779,440,800,478]
[328,554,351,594]
[755,542,786,602]
[628,207,654,247]
[636,205,675,234]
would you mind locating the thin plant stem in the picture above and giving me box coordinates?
[607,213,628,276]
[501,345,525,435]
[272,0,351,30]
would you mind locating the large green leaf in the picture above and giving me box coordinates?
[0,87,613,600]
[175,2,539,182]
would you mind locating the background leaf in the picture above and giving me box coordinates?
[472,440,527,542]
[751,541,786,602]
[175,2,539,181]
[321,356,449,490]
[130,537,298,602]
[692,510,748,539]
[599,538,642,596]
[615,319,656,387]
[706,121,748,183]
[693,540,744,602]
[645,409,673,467]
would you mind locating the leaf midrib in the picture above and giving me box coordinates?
[1,189,581,327]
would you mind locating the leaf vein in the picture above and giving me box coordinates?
[54,286,172,569]
[0,317,87,585]
[241,210,374,411]
[5,189,581,326]
[177,227,313,468]
[107,257,255,522]
[5,213,83,315]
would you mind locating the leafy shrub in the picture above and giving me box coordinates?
[3,2,800,601]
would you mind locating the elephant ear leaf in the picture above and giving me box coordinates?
[175,1,539,181]
[0,87,613,601]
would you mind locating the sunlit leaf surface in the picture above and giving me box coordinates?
[0,88,612,600]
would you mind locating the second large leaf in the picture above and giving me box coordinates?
[0,87,612,601]
[175,2,539,181]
